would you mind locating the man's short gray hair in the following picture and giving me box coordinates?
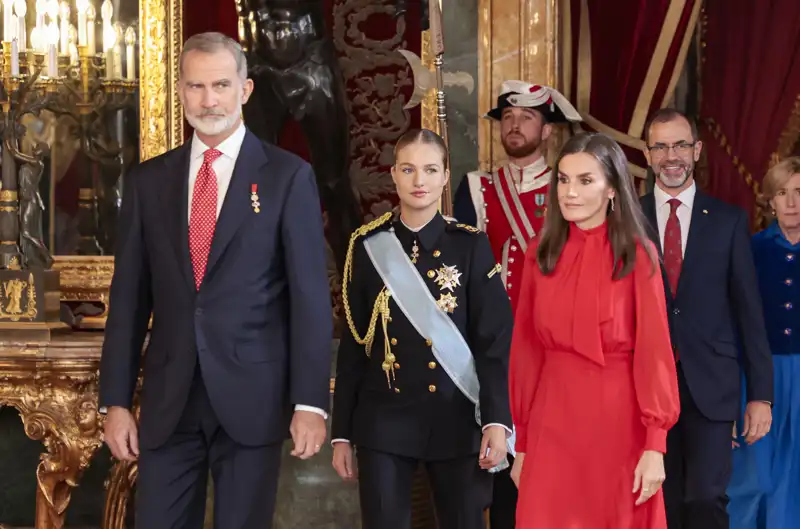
[180,32,248,81]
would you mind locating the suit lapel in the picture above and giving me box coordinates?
[676,190,711,297]
[204,131,269,279]
[641,193,664,257]
[161,143,196,295]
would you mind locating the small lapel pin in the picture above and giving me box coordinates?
[703,209,708,214]
[251,184,261,213]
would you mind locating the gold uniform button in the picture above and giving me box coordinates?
[433,250,441,257]
[427,270,436,278]
[425,339,432,347]
[428,385,437,392]
[428,361,437,369]
[394,362,400,369]
[391,338,398,345]
[394,387,401,393]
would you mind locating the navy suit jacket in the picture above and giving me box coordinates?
[641,190,772,422]
[99,129,333,449]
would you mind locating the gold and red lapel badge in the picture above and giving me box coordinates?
[251,184,260,213]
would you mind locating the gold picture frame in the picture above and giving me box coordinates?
[53,0,184,326]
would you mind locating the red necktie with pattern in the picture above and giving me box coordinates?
[189,148,223,290]
[663,198,683,297]
[664,198,683,361]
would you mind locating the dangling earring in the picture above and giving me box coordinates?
[610,197,615,212]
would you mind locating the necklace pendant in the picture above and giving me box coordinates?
[411,239,420,263]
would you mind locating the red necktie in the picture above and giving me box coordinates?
[663,198,683,296]
[189,148,223,289]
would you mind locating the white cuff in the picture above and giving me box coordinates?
[331,438,351,445]
[482,423,512,436]
[294,405,328,420]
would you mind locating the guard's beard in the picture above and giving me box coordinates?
[187,103,242,136]
[502,135,541,159]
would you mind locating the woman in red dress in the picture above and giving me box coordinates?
[509,132,680,528]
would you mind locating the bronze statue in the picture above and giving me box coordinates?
[18,142,53,269]
[236,0,361,272]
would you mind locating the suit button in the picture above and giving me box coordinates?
[391,338,398,345]
[427,270,436,278]
[394,362,400,369]
[428,361,437,369]
[433,250,441,258]
[673,308,680,315]
[510,245,517,251]
[195,308,203,316]
[425,339,432,347]
[428,385,437,392]
[394,387,401,393]
[507,271,512,277]
[507,283,512,289]
[508,258,515,263]
[787,253,795,262]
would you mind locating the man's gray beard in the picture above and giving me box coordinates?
[656,164,693,189]
[186,106,241,136]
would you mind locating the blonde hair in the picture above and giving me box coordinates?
[760,156,800,213]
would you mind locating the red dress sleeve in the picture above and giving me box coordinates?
[633,242,680,453]
[509,240,545,453]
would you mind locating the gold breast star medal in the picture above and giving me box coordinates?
[436,292,458,314]
[250,184,260,213]
[434,264,462,292]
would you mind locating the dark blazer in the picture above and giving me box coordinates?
[331,214,513,460]
[99,129,333,449]
[641,190,773,421]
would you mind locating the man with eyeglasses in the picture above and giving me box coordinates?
[639,108,773,529]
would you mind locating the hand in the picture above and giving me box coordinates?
[289,410,327,459]
[742,401,772,445]
[332,442,358,480]
[479,425,509,470]
[510,452,525,488]
[104,406,139,462]
[632,450,665,506]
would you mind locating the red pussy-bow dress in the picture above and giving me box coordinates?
[509,222,680,529]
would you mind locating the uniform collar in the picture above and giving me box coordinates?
[190,121,247,161]
[508,156,549,179]
[394,212,446,251]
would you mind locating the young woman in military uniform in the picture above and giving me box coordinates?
[330,128,515,529]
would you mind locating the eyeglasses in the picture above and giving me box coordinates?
[647,142,696,157]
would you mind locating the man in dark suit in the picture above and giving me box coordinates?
[98,32,333,529]
[640,108,773,529]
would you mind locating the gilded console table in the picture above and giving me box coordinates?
[0,333,104,529]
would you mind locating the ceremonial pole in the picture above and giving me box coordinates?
[399,0,454,217]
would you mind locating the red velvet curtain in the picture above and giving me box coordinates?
[700,0,800,224]
[568,0,700,182]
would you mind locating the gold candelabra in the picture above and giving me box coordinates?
[0,0,137,338]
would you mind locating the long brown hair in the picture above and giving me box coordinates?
[537,132,656,279]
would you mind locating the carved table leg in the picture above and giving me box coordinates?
[102,460,138,529]
[9,387,104,529]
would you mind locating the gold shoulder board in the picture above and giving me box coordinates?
[455,223,481,233]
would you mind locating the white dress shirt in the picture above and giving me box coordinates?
[189,124,327,420]
[654,182,696,256]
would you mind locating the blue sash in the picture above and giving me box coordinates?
[363,231,516,468]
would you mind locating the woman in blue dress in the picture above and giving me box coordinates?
[728,156,800,528]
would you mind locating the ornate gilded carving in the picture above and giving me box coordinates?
[0,273,37,321]
[0,338,104,529]
[139,0,184,162]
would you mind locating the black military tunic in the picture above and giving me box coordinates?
[332,211,514,529]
